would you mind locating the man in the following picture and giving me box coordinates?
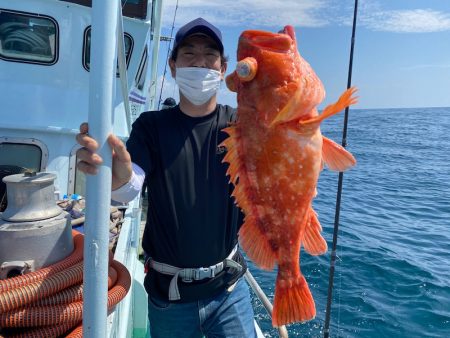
[161,97,177,110]
[76,18,257,338]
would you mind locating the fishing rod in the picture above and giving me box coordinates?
[157,0,179,110]
[323,0,359,337]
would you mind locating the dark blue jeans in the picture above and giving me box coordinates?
[147,278,257,338]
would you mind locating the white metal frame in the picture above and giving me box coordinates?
[0,136,49,171]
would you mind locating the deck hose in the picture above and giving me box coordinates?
[0,230,131,337]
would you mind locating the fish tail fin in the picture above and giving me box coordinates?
[322,136,356,171]
[299,87,358,127]
[272,274,316,326]
[239,214,277,270]
[303,208,328,256]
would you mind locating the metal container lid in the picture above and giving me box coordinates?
[1,172,62,222]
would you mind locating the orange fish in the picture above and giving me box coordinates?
[221,26,357,326]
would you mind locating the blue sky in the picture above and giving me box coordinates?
[155,0,450,109]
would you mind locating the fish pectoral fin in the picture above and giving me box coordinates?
[269,86,303,127]
[272,274,315,326]
[322,136,356,172]
[303,208,327,256]
[299,87,358,127]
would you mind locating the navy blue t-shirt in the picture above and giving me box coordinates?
[126,104,246,302]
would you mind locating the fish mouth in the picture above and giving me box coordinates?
[242,30,293,53]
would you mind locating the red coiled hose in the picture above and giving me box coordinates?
[0,231,131,337]
[0,231,84,293]
[30,266,117,308]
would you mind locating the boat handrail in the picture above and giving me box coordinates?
[116,2,132,134]
[147,0,164,111]
[83,0,119,336]
[244,269,289,338]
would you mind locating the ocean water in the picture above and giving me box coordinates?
[248,107,450,337]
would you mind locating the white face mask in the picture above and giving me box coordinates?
[175,67,222,106]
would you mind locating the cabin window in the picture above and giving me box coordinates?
[0,143,42,172]
[83,26,133,73]
[135,46,148,90]
[0,142,44,212]
[68,146,86,197]
[0,10,58,65]
[73,160,86,197]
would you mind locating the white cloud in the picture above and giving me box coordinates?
[360,8,450,33]
[161,0,331,28]
[160,0,450,33]
[400,64,450,71]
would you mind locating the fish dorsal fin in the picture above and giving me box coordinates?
[220,126,277,270]
[322,136,356,172]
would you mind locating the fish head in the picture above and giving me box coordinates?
[227,25,325,126]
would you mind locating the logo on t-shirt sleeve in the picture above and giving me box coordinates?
[216,145,227,155]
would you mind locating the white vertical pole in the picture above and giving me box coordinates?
[83,0,119,336]
[148,0,164,110]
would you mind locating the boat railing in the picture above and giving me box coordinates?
[244,269,289,338]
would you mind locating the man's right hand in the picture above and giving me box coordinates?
[76,123,132,190]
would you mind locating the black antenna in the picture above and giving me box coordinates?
[323,1,359,337]
[157,0,179,110]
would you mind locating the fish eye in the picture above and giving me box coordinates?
[236,57,258,82]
